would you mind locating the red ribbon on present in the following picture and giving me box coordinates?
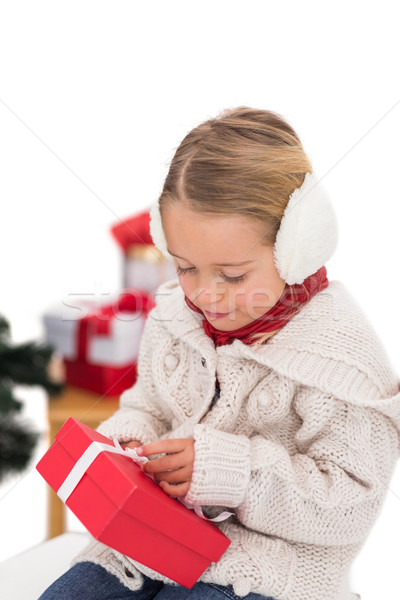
[76,290,156,361]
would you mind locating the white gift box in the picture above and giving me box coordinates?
[43,295,148,367]
[123,245,178,292]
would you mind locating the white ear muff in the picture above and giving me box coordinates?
[273,172,339,285]
[149,200,172,258]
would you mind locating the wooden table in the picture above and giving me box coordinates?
[46,386,120,538]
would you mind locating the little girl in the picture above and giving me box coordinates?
[39,107,400,600]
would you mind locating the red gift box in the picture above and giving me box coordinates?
[36,418,231,587]
[64,359,138,397]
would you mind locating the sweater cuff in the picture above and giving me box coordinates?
[96,411,160,446]
[184,424,251,507]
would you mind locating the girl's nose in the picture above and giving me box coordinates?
[190,279,225,307]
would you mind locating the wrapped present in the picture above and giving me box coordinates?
[43,290,156,396]
[110,209,177,293]
[36,418,231,587]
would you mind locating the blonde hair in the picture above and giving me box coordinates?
[158,106,312,345]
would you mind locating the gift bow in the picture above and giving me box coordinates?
[56,437,233,523]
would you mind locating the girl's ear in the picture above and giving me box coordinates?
[273,172,339,285]
[150,200,172,259]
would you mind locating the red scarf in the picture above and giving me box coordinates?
[184,266,329,347]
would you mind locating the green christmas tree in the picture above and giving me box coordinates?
[0,314,64,482]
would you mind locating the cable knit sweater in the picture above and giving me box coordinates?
[72,278,400,600]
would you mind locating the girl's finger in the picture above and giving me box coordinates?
[155,466,191,485]
[159,480,190,498]
[122,440,141,449]
[137,438,190,457]
[142,452,186,474]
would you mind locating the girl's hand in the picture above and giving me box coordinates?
[136,438,195,498]
[120,440,142,449]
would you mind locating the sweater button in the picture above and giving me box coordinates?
[201,357,207,367]
[165,354,179,370]
[124,567,134,578]
[233,577,251,596]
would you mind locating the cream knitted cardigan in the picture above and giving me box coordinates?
[72,278,400,600]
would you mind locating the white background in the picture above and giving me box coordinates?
[0,1,399,599]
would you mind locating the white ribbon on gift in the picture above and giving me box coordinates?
[56,437,233,523]
[179,499,234,523]
[56,439,148,503]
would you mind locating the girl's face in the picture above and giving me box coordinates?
[162,205,287,331]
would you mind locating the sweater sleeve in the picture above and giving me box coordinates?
[184,387,400,547]
[96,314,171,445]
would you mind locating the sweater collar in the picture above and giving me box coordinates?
[151,278,400,414]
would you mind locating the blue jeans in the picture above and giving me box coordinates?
[38,562,276,600]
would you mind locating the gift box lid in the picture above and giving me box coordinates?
[43,418,230,562]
